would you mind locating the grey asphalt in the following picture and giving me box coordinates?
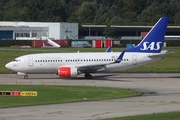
[0,73,180,120]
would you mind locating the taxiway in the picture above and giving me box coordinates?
[0,73,180,120]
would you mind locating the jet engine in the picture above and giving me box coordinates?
[58,67,78,77]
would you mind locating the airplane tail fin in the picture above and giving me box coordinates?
[105,46,112,52]
[126,16,169,53]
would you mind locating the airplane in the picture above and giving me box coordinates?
[5,16,169,79]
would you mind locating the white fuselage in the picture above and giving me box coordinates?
[5,52,163,74]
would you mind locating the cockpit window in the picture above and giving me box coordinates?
[13,59,21,62]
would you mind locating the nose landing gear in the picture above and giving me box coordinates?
[24,74,28,79]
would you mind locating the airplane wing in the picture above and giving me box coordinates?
[77,50,125,73]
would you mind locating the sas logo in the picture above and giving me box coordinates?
[140,42,162,51]
[111,56,118,59]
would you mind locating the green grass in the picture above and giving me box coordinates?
[0,85,141,108]
[102,111,180,120]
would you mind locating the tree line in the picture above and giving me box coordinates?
[0,0,180,25]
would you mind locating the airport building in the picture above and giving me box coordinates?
[0,21,180,41]
[80,25,180,40]
[1,21,180,47]
[0,21,78,40]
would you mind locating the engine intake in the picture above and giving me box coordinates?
[58,67,78,77]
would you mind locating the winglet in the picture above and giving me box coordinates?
[105,46,112,52]
[114,50,125,63]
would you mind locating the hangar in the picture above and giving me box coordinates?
[0,21,78,40]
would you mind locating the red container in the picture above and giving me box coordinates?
[104,39,112,48]
[54,40,69,48]
[32,40,43,48]
[94,39,102,48]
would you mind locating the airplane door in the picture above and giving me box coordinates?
[132,55,137,65]
[28,56,33,66]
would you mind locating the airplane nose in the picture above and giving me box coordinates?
[5,63,12,69]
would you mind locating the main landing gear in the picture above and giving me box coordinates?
[24,74,28,79]
[84,72,92,79]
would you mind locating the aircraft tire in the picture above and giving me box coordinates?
[24,75,28,79]
[85,73,92,79]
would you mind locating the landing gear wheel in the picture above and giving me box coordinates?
[24,74,28,79]
[89,75,92,79]
[85,72,92,79]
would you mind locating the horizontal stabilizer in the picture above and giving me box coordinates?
[148,50,168,58]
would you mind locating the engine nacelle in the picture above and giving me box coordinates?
[58,67,78,77]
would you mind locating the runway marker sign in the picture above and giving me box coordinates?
[11,91,21,96]
[0,91,37,96]
[21,91,37,96]
[0,91,11,96]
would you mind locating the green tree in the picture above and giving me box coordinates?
[25,0,44,21]
[2,0,28,21]
[0,10,3,21]
[94,4,109,24]
[1,0,180,25]
[137,2,160,23]
[26,0,66,22]
[174,11,180,24]
[78,2,95,23]
[0,0,10,11]
[103,23,115,38]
